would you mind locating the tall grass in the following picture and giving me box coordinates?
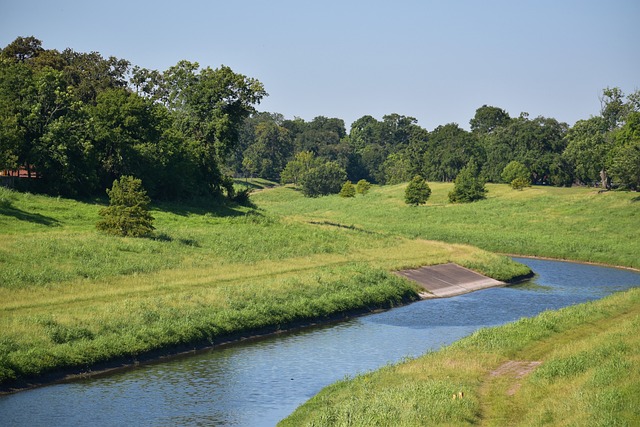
[280,287,640,426]
[255,183,640,269]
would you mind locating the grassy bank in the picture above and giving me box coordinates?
[254,183,640,269]
[0,187,525,388]
[280,287,640,426]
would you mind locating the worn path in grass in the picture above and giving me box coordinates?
[395,263,505,298]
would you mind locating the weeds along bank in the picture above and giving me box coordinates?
[255,183,640,270]
[280,287,640,426]
[0,187,527,389]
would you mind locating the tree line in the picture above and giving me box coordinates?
[1,37,639,202]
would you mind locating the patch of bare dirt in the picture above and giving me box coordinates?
[490,360,542,396]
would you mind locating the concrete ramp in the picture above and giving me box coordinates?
[395,263,504,298]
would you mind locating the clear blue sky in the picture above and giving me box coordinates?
[2,0,638,130]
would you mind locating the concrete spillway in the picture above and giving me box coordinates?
[395,263,505,298]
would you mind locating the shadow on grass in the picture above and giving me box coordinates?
[631,195,640,203]
[153,196,248,218]
[0,203,60,226]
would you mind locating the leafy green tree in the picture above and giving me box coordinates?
[355,179,371,195]
[470,105,511,134]
[404,175,431,206]
[280,151,323,185]
[382,151,412,184]
[563,116,610,186]
[501,161,530,186]
[97,176,155,237]
[609,112,640,190]
[339,181,356,198]
[242,121,292,180]
[448,159,487,203]
[423,123,482,182]
[300,161,347,197]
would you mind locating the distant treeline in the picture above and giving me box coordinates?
[1,36,639,199]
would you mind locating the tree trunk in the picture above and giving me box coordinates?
[600,169,610,190]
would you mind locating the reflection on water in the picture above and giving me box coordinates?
[1,258,639,426]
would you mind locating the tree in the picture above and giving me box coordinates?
[470,105,511,134]
[280,151,323,185]
[96,176,155,237]
[339,181,356,198]
[300,161,347,197]
[501,160,530,188]
[608,112,640,190]
[422,123,482,182]
[404,175,431,206]
[448,159,487,203]
[355,179,371,195]
[563,116,610,186]
[241,121,292,180]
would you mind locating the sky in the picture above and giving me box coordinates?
[1,0,638,130]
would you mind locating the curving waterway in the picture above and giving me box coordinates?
[1,258,639,426]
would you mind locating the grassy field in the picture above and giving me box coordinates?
[0,186,525,388]
[254,183,640,269]
[280,286,640,426]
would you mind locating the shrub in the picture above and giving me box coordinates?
[355,179,372,195]
[501,161,531,187]
[96,176,155,237]
[449,159,487,203]
[339,181,356,198]
[404,175,431,206]
[300,161,347,197]
[511,177,531,190]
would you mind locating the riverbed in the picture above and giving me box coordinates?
[1,258,638,426]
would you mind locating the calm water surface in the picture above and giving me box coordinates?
[1,258,639,426]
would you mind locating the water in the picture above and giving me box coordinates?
[1,258,639,426]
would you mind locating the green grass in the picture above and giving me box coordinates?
[279,287,640,427]
[0,186,525,386]
[254,183,640,269]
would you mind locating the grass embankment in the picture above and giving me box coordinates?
[255,183,640,269]
[0,186,524,389]
[280,287,640,426]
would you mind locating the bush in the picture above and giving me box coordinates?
[355,179,372,195]
[300,161,347,197]
[511,177,531,190]
[339,181,356,198]
[449,159,487,203]
[96,176,155,237]
[501,161,530,187]
[404,176,431,206]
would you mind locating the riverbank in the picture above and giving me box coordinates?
[0,187,528,393]
[280,286,640,426]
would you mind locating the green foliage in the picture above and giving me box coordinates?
[501,160,530,184]
[300,161,347,197]
[96,176,155,237]
[448,159,487,203]
[510,177,531,190]
[355,179,371,195]
[404,175,431,206]
[608,112,640,190]
[280,151,322,185]
[339,181,356,198]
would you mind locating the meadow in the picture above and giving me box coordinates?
[0,185,523,388]
[255,183,640,269]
